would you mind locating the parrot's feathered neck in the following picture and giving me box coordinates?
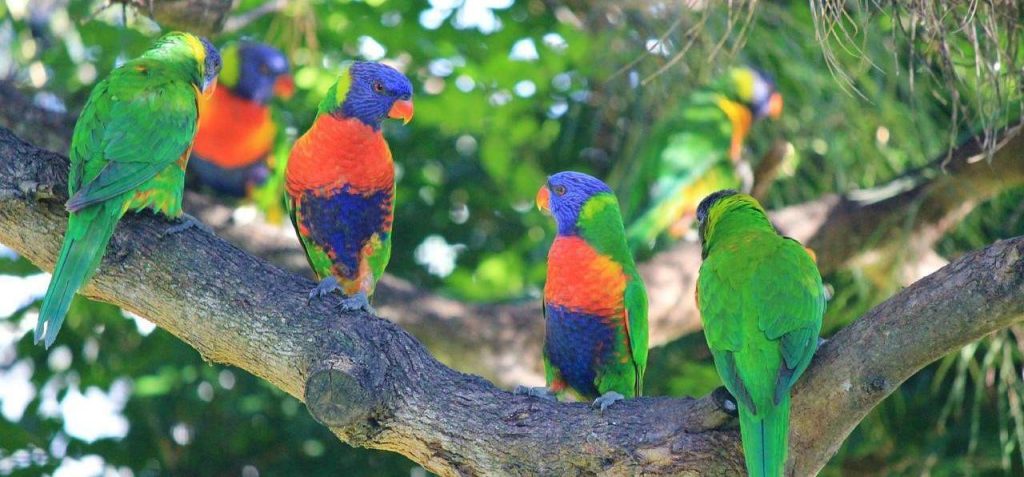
[698,192,774,258]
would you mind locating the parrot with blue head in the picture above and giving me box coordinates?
[189,40,293,198]
[36,32,221,348]
[625,66,782,253]
[286,61,413,312]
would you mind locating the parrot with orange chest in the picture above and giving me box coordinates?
[189,40,294,198]
[285,61,413,312]
[516,172,648,411]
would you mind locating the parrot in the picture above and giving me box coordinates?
[518,171,648,411]
[36,32,222,348]
[695,190,824,477]
[624,66,783,253]
[285,61,413,312]
[188,40,294,198]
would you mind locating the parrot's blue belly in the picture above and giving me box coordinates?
[544,304,616,398]
[297,186,391,278]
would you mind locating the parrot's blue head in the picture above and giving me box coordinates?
[326,61,414,130]
[537,171,614,236]
[730,66,782,120]
[199,37,222,94]
[222,41,293,104]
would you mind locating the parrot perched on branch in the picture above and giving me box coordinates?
[285,61,413,312]
[519,171,648,411]
[189,40,293,198]
[625,67,782,253]
[36,32,222,348]
[695,190,824,477]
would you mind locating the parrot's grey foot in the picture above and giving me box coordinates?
[592,391,625,412]
[307,276,340,302]
[338,291,375,314]
[161,215,211,237]
[712,386,739,417]
[817,337,829,347]
[513,385,557,401]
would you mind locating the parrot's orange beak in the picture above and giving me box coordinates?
[203,78,218,99]
[536,186,551,214]
[767,92,783,119]
[273,74,295,99]
[388,99,414,125]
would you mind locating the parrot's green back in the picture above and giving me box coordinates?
[624,88,741,251]
[36,33,211,348]
[696,193,824,477]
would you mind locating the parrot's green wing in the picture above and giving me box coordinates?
[751,237,825,402]
[67,58,199,210]
[578,193,649,394]
[697,259,759,412]
[624,275,648,395]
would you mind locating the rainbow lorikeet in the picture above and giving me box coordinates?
[36,32,222,348]
[285,62,413,312]
[189,40,293,198]
[517,172,648,411]
[625,66,782,252]
[695,190,824,477]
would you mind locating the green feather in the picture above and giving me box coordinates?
[697,194,824,477]
[37,33,207,348]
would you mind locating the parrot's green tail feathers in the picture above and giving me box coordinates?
[36,212,117,349]
[738,400,790,477]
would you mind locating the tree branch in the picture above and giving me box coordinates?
[120,0,234,36]
[2,126,1022,474]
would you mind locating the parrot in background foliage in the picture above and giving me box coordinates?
[695,190,824,477]
[188,40,293,198]
[285,61,413,312]
[517,171,648,411]
[625,66,782,253]
[36,32,222,348]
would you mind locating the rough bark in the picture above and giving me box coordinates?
[2,125,1024,475]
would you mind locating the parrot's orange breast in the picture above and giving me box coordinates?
[192,87,276,169]
[285,115,394,195]
[545,236,627,317]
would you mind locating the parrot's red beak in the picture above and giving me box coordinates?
[536,186,551,214]
[388,99,414,125]
[273,74,295,99]
[767,92,783,119]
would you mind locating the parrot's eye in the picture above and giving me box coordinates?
[372,80,385,93]
[552,185,567,196]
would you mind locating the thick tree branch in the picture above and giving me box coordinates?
[120,0,234,36]
[2,126,1023,475]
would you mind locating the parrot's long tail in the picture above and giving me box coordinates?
[738,398,790,477]
[36,208,119,349]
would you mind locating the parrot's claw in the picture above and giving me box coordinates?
[338,291,375,315]
[712,386,739,417]
[817,337,829,347]
[307,276,340,302]
[513,385,557,401]
[592,391,625,412]
[161,215,211,238]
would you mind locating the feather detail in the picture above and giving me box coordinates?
[285,114,393,194]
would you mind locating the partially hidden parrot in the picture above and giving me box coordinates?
[695,190,824,477]
[625,66,782,253]
[520,171,648,411]
[36,32,222,348]
[189,40,293,198]
[285,61,413,312]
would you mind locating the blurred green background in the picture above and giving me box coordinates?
[1,1,1023,475]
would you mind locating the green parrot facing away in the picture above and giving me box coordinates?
[695,190,824,477]
[625,67,782,253]
[35,32,222,348]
